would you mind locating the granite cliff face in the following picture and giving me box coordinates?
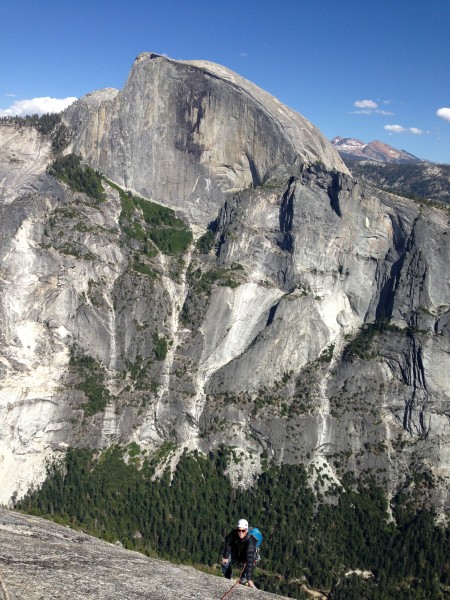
[64,53,347,225]
[0,54,449,516]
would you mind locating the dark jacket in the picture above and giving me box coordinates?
[223,528,257,581]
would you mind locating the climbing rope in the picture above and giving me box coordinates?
[220,563,247,600]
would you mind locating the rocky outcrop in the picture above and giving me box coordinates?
[0,508,285,599]
[0,124,53,204]
[0,54,449,516]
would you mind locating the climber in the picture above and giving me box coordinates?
[221,519,258,589]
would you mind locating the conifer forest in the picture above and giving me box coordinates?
[16,446,450,599]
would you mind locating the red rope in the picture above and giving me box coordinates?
[220,563,247,600]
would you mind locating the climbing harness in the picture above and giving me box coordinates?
[220,563,247,600]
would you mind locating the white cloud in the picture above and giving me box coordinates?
[354,99,378,109]
[437,107,450,122]
[0,96,77,117]
[385,124,407,133]
[384,124,425,135]
[352,100,393,116]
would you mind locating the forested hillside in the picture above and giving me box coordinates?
[345,160,450,205]
[16,447,450,599]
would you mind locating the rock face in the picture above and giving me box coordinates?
[0,508,285,599]
[64,53,348,225]
[0,124,53,203]
[0,54,449,516]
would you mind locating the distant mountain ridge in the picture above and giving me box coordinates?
[331,136,421,164]
[344,160,450,205]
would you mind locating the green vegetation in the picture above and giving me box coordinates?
[15,447,450,599]
[195,229,216,254]
[111,181,193,256]
[181,264,243,326]
[153,334,168,361]
[48,154,105,202]
[343,320,405,360]
[123,355,159,395]
[87,279,105,307]
[189,267,240,295]
[132,256,157,278]
[57,244,96,260]
[146,226,192,255]
[44,202,108,262]
[318,343,335,363]
[290,355,330,417]
[69,347,110,416]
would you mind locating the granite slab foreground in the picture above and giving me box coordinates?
[0,509,286,600]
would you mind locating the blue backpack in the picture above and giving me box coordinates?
[249,527,263,549]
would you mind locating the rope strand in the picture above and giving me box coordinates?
[220,563,247,600]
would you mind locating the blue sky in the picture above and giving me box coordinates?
[1,0,449,163]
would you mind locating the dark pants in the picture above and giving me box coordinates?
[222,557,249,582]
